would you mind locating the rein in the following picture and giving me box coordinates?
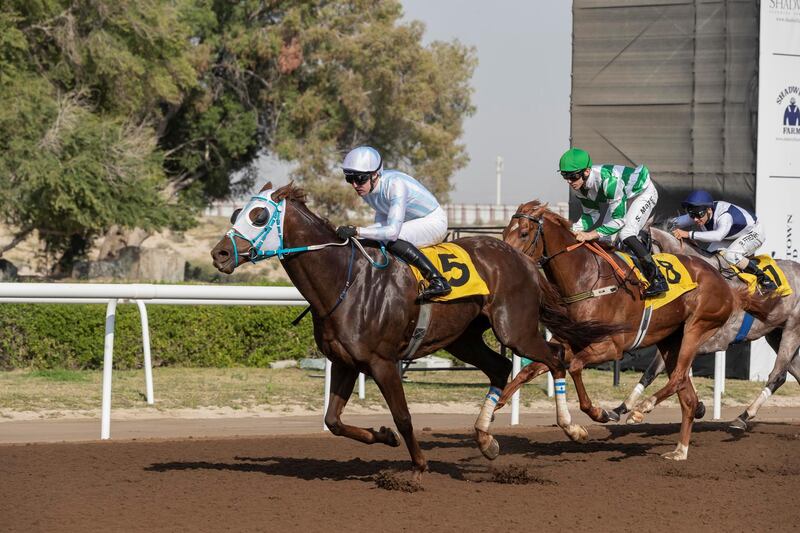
[512,211,637,303]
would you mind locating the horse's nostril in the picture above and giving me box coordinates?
[218,249,229,258]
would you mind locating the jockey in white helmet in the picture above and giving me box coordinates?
[335,146,451,299]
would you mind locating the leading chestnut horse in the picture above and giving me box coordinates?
[210,184,623,481]
[499,200,775,460]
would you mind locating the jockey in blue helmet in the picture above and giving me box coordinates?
[335,146,451,299]
[669,190,777,291]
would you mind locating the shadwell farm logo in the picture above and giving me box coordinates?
[777,86,800,138]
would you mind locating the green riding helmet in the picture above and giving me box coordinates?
[558,148,592,173]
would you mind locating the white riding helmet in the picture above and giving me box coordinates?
[342,146,382,174]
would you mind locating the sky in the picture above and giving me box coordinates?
[401,0,572,206]
[256,1,573,207]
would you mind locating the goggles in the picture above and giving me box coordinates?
[686,206,708,219]
[559,169,584,182]
[343,169,373,185]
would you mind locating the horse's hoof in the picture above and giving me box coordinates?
[661,450,688,461]
[605,409,620,423]
[480,437,501,460]
[728,417,747,434]
[627,411,644,425]
[612,404,629,418]
[380,426,401,447]
[695,401,706,419]
[566,424,589,443]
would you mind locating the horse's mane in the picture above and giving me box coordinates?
[272,181,337,234]
[520,200,573,231]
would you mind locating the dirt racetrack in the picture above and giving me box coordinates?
[2,419,800,533]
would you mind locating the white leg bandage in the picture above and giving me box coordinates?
[623,383,645,411]
[475,386,502,432]
[745,387,772,419]
[554,378,572,427]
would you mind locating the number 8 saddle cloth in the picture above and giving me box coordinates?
[408,243,490,301]
[616,252,698,310]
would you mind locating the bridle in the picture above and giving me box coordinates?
[510,212,545,259]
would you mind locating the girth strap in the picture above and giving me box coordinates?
[400,302,432,360]
[561,285,619,304]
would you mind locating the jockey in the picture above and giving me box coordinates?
[335,146,452,299]
[558,148,668,297]
[670,190,777,291]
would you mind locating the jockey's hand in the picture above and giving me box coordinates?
[672,228,689,240]
[336,225,358,240]
[574,230,599,242]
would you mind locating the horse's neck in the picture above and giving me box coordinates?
[280,207,355,313]
[542,223,599,292]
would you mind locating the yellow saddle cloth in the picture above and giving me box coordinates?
[731,255,793,297]
[616,252,698,310]
[409,243,490,301]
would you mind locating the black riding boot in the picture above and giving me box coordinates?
[743,259,777,292]
[387,240,452,299]
[623,236,668,297]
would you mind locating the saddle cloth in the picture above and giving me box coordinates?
[408,243,490,301]
[615,252,698,311]
[730,255,793,297]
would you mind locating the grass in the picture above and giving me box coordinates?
[1,367,799,415]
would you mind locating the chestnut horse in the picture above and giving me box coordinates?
[499,200,774,460]
[210,184,622,480]
[617,226,798,432]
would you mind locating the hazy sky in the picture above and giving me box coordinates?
[401,0,572,206]
[257,1,572,207]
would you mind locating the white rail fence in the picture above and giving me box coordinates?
[0,283,729,439]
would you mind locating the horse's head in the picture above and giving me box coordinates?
[211,181,316,273]
[503,200,573,260]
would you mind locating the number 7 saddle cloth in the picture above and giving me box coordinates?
[615,252,698,310]
[730,255,793,297]
[408,243,490,301]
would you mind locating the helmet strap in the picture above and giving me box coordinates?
[368,172,379,193]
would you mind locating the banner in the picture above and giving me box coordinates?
[753,0,800,377]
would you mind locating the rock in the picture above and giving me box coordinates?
[299,358,326,370]
[268,359,298,369]
[72,246,185,282]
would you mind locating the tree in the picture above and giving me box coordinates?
[0,0,476,273]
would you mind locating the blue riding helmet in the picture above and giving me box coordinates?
[681,190,714,208]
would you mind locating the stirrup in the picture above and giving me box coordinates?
[420,278,451,299]
[642,277,668,298]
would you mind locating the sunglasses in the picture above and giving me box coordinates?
[343,170,373,185]
[559,170,585,182]
[687,208,707,219]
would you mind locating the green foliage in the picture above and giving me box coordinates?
[0,0,476,267]
[0,303,318,370]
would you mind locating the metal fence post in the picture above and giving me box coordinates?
[135,300,154,405]
[101,299,118,440]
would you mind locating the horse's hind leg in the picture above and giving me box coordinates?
[369,357,427,480]
[324,360,400,447]
[730,327,800,433]
[615,350,665,418]
[445,323,512,460]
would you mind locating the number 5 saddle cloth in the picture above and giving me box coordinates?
[616,252,698,310]
[408,243,490,301]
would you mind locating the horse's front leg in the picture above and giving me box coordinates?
[370,357,427,481]
[324,359,400,447]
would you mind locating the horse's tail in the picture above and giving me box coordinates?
[537,274,628,352]
[733,285,781,322]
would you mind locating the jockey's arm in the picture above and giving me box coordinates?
[689,213,732,243]
[670,214,694,229]
[356,180,408,241]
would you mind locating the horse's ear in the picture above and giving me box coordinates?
[259,181,273,192]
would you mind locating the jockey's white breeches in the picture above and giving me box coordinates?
[707,221,766,267]
[617,183,659,242]
[397,206,449,248]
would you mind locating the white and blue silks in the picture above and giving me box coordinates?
[671,201,765,266]
[357,170,448,248]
